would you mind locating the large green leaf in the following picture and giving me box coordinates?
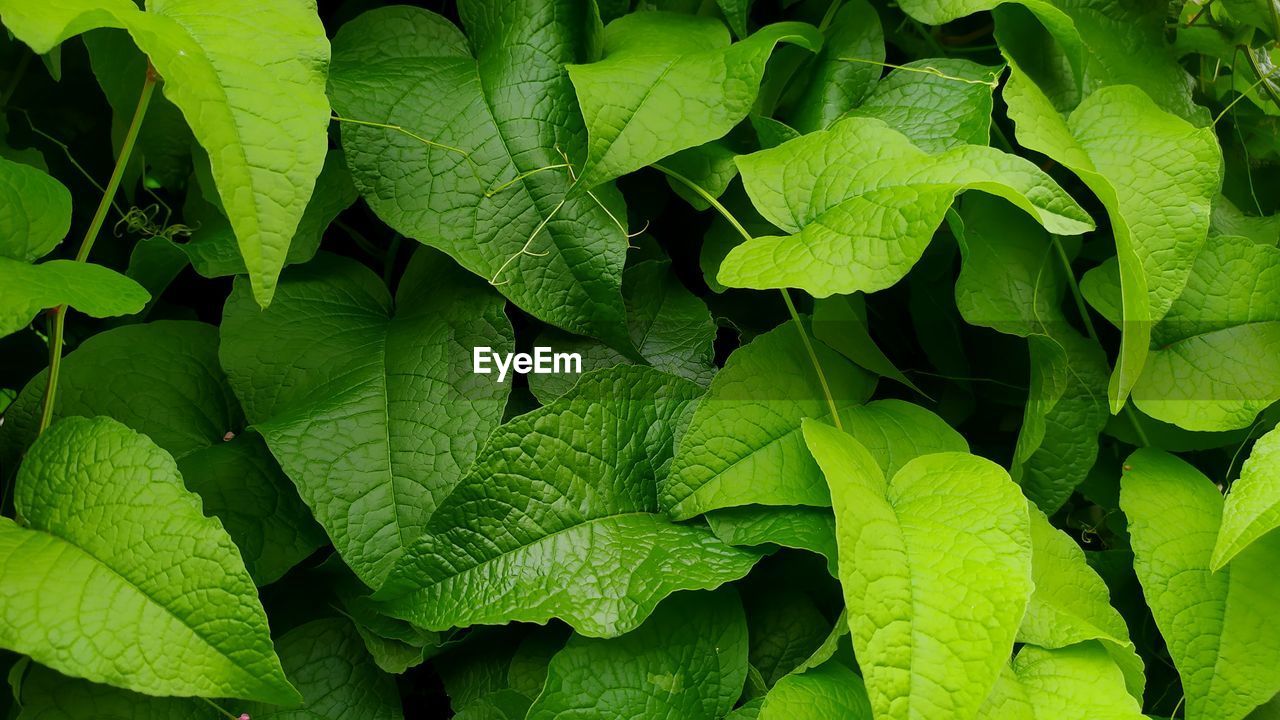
[526,590,747,720]
[1214,425,1280,568]
[1001,70,1221,411]
[1121,448,1280,720]
[0,417,297,704]
[953,195,1108,512]
[783,0,882,134]
[376,365,761,637]
[988,643,1146,720]
[220,251,513,588]
[0,321,324,586]
[1020,509,1144,699]
[661,320,877,519]
[757,661,873,720]
[717,116,1092,296]
[0,0,332,306]
[328,2,632,349]
[566,12,821,187]
[17,618,401,719]
[804,421,1032,720]
[1131,235,1280,431]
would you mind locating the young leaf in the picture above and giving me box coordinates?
[328,3,633,350]
[0,0,332,306]
[1002,75,1222,412]
[1121,449,1280,720]
[803,421,1033,720]
[718,116,1092,296]
[0,417,297,704]
[757,661,873,720]
[220,251,514,589]
[1214,425,1280,568]
[661,320,877,519]
[1132,235,1280,431]
[0,154,71,263]
[0,259,149,337]
[526,590,748,720]
[1021,508,1144,700]
[376,366,761,637]
[566,12,822,187]
[0,321,325,586]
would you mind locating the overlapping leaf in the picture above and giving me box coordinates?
[376,365,761,637]
[0,417,297,704]
[717,116,1093,296]
[1215,425,1280,568]
[220,251,513,588]
[566,12,822,187]
[328,2,633,349]
[0,0,332,306]
[1122,449,1280,720]
[804,421,1032,720]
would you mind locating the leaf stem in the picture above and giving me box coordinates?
[1050,235,1149,447]
[651,163,844,431]
[37,64,158,436]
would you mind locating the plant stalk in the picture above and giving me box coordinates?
[37,64,158,435]
[650,163,844,432]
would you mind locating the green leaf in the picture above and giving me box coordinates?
[706,506,839,576]
[757,661,873,720]
[661,320,877,519]
[1131,235,1280,431]
[376,365,761,637]
[0,258,149,338]
[239,619,403,719]
[180,148,357,279]
[1214,425,1280,568]
[567,13,822,187]
[953,195,1109,512]
[0,321,324,586]
[1121,448,1280,720]
[0,0,332,306]
[1020,508,1144,700]
[716,0,752,37]
[17,618,401,719]
[0,155,71,263]
[783,0,883,134]
[718,116,1092,296]
[0,416,297,704]
[529,258,717,402]
[743,587,831,688]
[1002,77,1222,411]
[220,251,513,588]
[997,643,1146,720]
[328,3,633,350]
[813,294,922,394]
[803,420,1032,720]
[526,590,748,720]
[847,58,1002,152]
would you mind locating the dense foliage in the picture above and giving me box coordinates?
[1,0,1279,718]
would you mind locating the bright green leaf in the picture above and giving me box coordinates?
[1006,643,1146,720]
[0,154,70,263]
[847,58,1002,152]
[0,258,149,339]
[1215,425,1280,568]
[0,417,297,704]
[718,116,1092,296]
[757,661,873,720]
[804,421,1032,720]
[1121,448,1280,720]
[783,0,883,134]
[0,0,332,306]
